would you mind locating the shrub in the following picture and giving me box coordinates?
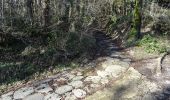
[139,34,167,53]
[66,32,96,54]
[48,31,68,51]
[48,31,96,56]
[153,19,170,35]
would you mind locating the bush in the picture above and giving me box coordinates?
[66,32,80,53]
[48,31,96,56]
[79,35,96,53]
[139,34,167,53]
[48,31,68,51]
[65,32,96,54]
[153,19,170,35]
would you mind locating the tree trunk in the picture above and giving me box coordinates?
[43,0,50,28]
[26,0,34,25]
[1,0,4,27]
[133,0,142,39]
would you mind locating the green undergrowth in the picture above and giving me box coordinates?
[0,60,80,94]
[138,34,168,54]
[126,33,169,54]
[48,31,96,55]
[0,61,80,84]
[0,26,97,94]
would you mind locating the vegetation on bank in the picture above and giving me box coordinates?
[0,0,169,94]
[138,34,169,54]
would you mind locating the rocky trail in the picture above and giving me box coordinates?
[1,32,170,100]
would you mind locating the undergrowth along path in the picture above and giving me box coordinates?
[1,32,170,100]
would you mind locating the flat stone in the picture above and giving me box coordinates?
[101,60,114,69]
[90,84,100,88]
[13,86,34,99]
[155,93,167,100]
[48,74,61,79]
[64,73,75,80]
[54,77,67,82]
[54,77,68,86]
[101,78,109,84]
[33,79,53,86]
[85,88,114,100]
[85,67,147,100]
[105,65,126,78]
[23,93,44,100]
[53,83,58,87]
[73,89,86,98]
[142,94,155,100]
[146,82,160,93]
[84,86,93,94]
[69,81,84,88]
[44,93,61,100]
[55,85,73,95]
[161,80,170,86]
[84,76,101,83]
[1,96,12,100]
[1,91,13,100]
[35,84,53,93]
[86,62,96,68]
[110,53,121,58]
[163,89,170,95]
[1,91,13,98]
[97,71,110,78]
[72,76,84,81]
[77,72,83,76]
[122,58,132,62]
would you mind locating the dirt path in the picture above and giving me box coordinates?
[1,32,170,100]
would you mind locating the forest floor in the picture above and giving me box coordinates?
[1,32,170,100]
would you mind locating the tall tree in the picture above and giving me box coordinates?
[133,0,142,39]
[26,0,34,25]
[1,0,4,27]
[43,0,50,27]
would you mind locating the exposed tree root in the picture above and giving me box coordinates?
[156,52,169,75]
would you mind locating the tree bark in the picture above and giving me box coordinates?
[43,0,50,28]
[1,0,4,27]
[133,0,142,39]
[26,0,34,25]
